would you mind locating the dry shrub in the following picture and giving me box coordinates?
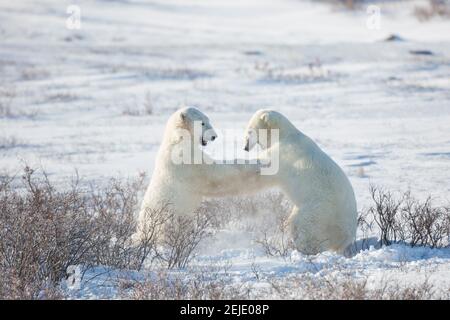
[354,208,377,251]
[21,67,50,81]
[124,267,448,300]
[0,136,21,150]
[142,91,154,115]
[157,208,217,269]
[2,166,449,299]
[133,204,173,269]
[45,92,79,103]
[121,103,142,116]
[121,91,155,116]
[132,202,219,270]
[0,167,154,299]
[400,194,450,248]
[86,175,154,270]
[254,60,332,85]
[369,186,403,246]
[206,192,296,258]
[200,192,292,229]
[119,266,249,300]
[414,0,450,21]
[252,193,295,258]
[0,168,95,299]
[253,186,449,258]
[181,193,296,259]
[316,0,362,10]
[255,209,295,258]
[368,186,450,248]
[0,86,37,119]
[119,270,189,300]
[268,272,446,300]
[0,166,230,298]
[0,86,16,117]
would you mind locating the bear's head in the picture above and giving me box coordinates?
[171,106,217,146]
[243,109,283,151]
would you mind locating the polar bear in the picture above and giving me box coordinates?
[243,109,357,255]
[135,107,264,241]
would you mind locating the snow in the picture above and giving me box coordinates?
[64,244,450,299]
[1,0,449,299]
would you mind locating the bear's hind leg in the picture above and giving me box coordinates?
[287,206,328,255]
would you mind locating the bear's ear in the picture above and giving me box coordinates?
[180,111,187,122]
[260,112,270,125]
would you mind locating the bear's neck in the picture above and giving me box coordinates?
[271,122,301,142]
[159,127,200,161]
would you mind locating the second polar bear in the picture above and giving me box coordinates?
[243,109,357,254]
[135,107,264,240]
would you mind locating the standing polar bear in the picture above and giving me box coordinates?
[135,107,263,241]
[243,109,357,254]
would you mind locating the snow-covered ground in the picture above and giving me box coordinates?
[1,0,449,299]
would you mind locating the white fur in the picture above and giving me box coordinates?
[244,109,358,254]
[135,107,261,240]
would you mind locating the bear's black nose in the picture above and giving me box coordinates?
[244,140,249,152]
[211,135,216,141]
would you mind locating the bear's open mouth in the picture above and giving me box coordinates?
[201,138,208,146]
